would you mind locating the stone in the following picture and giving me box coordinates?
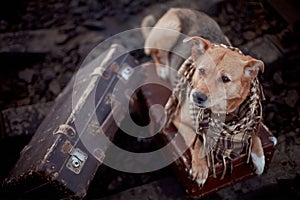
[70,0,79,7]
[41,68,56,81]
[266,111,275,123]
[63,42,78,55]
[62,56,72,65]
[261,23,270,31]
[58,70,73,86]
[83,20,106,30]
[72,6,88,16]
[44,18,57,28]
[243,31,256,41]
[49,80,61,95]
[32,79,46,94]
[55,34,70,45]
[0,29,63,53]
[284,90,298,108]
[0,102,53,138]
[233,23,243,32]
[226,3,235,14]
[273,71,284,85]
[107,176,123,192]
[18,68,35,83]
[100,177,186,200]
[240,35,283,64]
[60,23,76,33]
[233,38,244,46]
[0,20,8,31]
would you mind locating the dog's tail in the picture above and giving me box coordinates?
[141,14,157,40]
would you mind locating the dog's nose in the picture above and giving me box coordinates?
[193,92,207,103]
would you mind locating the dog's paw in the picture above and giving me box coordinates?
[251,152,265,175]
[189,160,209,187]
[269,136,277,146]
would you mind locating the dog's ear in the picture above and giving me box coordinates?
[183,36,210,60]
[244,58,264,79]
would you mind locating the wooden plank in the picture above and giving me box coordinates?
[267,0,300,30]
[98,176,187,200]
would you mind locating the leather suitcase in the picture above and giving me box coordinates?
[140,64,276,199]
[3,44,143,199]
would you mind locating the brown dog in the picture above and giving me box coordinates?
[142,8,230,86]
[172,36,265,186]
[142,8,276,186]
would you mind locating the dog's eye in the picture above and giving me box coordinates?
[221,75,231,83]
[199,68,205,75]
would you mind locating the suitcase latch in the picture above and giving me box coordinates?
[66,147,88,174]
[120,65,133,81]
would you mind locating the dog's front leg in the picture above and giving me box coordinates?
[190,138,209,187]
[251,133,265,175]
[149,49,170,81]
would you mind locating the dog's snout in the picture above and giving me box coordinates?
[193,92,207,103]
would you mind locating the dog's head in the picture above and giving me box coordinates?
[182,36,264,113]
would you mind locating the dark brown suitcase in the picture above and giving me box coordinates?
[140,64,276,199]
[3,44,143,199]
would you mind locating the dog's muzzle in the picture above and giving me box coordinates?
[191,89,207,108]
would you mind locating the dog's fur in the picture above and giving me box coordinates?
[142,8,230,86]
[142,8,270,186]
[174,36,265,186]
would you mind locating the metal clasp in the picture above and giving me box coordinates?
[120,65,133,81]
[66,147,88,174]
